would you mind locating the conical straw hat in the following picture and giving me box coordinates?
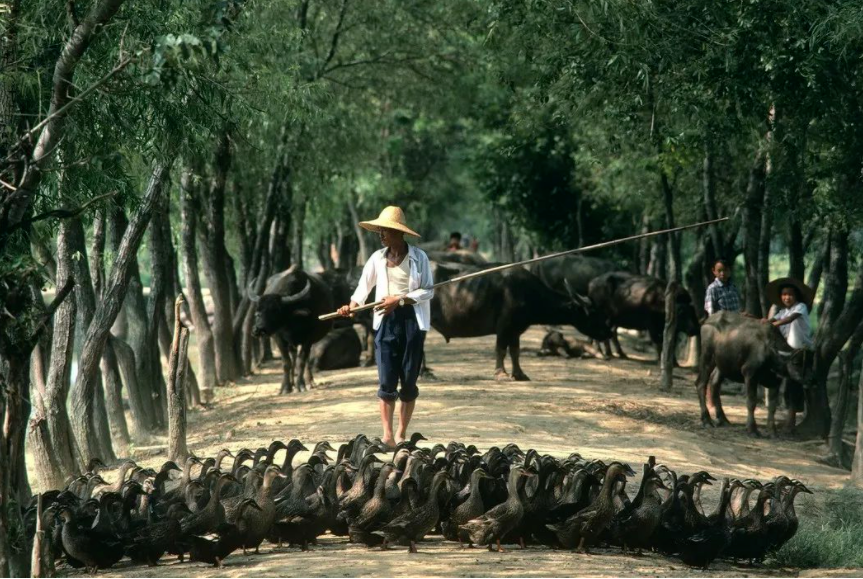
[358,206,421,238]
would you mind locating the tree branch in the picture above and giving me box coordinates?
[28,276,75,346]
[316,0,350,79]
[6,191,116,234]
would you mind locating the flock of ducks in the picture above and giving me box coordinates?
[28,434,812,573]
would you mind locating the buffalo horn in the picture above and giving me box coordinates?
[281,279,312,305]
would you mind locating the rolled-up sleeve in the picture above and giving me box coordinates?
[351,255,377,305]
[406,252,434,304]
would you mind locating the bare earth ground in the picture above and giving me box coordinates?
[52,327,856,577]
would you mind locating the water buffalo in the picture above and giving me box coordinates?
[537,330,605,359]
[427,249,488,266]
[587,271,700,358]
[251,268,334,394]
[309,326,362,371]
[318,267,375,365]
[696,311,814,437]
[430,262,614,381]
[530,255,619,296]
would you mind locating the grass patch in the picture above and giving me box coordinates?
[770,487,863,569]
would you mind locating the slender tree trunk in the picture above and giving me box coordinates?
[788,216,805,281]
[234,184,253,286]
[180,171,218,397]
[67,217,115,462]
[638,213,650,275]
[110,207,158,431]
[41,220,81,479]
[703,137,724,259]
[853,351,863,484]
[660,281,678,391]
[660,171,681,282]
[742,151,766,316]
[110,336,147,438]
[147,192,173,426]
[757,178,774,316]
[802,229,863,439]
[100,340,130,451]
[826,322,863,469]
[348,194,368,266]
[167,296,190,462]
[291,194,307,269]
[807,239,828,297]
[199,132,240,384]
[70,159,170,462]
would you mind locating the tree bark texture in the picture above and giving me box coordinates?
[41,220,81,479]
[70,159,170,462]
[757,180,774,316]
[291,194,307,269]
[788,216,805,281]
[100,340,130,451]
[659,281,678,391]
[199,132,240,384]
[67,217,115,462]
[180,172,218,397]
[348,194,367,266]
[660,171,681,282]
[826,322,863,470]
[702,138,724,260]
[742,151,766,317]
[167,296,190,462]
[110,207,159,431]
[853,351,863,484]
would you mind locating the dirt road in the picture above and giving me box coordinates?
[55,327,850,577]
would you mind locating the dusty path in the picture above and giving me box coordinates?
[55,327,851,577]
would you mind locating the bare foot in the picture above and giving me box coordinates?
[381,436,397,449]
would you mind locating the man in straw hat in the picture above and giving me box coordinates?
[337,206,434,448]
[762,276,815,430]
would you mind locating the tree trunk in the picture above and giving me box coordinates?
[757,178,774,316]
[70,159,170,462]
[742,151,766,317]
[638,213,650,275]
[110,335,148,438]
[347,194,367,266]
[90,207,106,300]
[660,281,678,391]
[199,132,240,384]
[41,220,81,479]
[660,171,681,282]
[110,207,158,432]
[100,340,130,451]
[807,239,828,297]
[852,350,863,484]
[647,236,666,280]
[180,171,218,398]
[147,192,173,426]
[788,216,805,281]
[703,137,724,259]
[167,296,190,462]
[291,194,306,269]
[802,231,863,439]
[67,217,115,462]
[234,184,253,286]
[826,322,863,470]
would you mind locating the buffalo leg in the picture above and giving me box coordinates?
[708,369,730,426]
[696,359,715,428]
[602,340,613,358]
[494,334,510,381]
[274,334,294,395]
[510,336,530,381]
[611,331,628,359]
[744,375,761,437]
[296,344,311,392]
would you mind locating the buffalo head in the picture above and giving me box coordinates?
[564,279,615,341]
[251,279,312,337]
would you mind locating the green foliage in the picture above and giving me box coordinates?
[771,487,863,569]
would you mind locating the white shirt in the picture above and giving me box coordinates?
[350,245,434,331]
[773,302,814,350]
[387,257,410,296]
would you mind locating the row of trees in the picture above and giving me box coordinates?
[2,0,863,575]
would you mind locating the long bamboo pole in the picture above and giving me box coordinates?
[319,217,728,321]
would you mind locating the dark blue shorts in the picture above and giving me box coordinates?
[375,306,426,402]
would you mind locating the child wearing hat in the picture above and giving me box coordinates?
[762,278,814,350]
